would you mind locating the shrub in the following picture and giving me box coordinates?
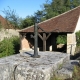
[57,35,67,44]
[76,31,80,46]
[11,36,20,54]
[0,36,20,58]
[0,38,14,57]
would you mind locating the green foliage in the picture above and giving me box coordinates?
[0,36,20,58]
[71,0,80,7]
[21,16,35,28]
[0,38,14,57]
[12,36,20,54]
[33,0,80,22]
[76,31,80,46]
[35,10,46,22]
[43,0,80,20]
[57,35,67,44]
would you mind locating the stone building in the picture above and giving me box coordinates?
[0,15,19,41]
[19,6,80,55]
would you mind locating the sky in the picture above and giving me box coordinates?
[0,0,47,18]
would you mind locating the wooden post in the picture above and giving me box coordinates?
[38,33,51,51]
[43,33,46,51]
[32,23,40,58]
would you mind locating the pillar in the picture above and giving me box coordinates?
[43,33,46,51]
[20,33,30,51]
[67,33,76,55]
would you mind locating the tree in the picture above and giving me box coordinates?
[40,0,80,20]
[21,15,35,28]
[71,0,80,8]
[35,10,46,22]
[0,7,21,58]
[20,0,80,28]
[2,6,22,29]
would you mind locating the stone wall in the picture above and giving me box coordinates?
[67,33,76,55]
[0,29,19,41]
[21,37,31,50]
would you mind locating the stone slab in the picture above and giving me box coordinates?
[0,51,70,80]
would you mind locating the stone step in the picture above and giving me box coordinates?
[55,60,79,79]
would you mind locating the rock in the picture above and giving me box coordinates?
[0,51,70,80]
[56,60,79,79]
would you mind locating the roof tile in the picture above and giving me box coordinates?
[0,15,14,29]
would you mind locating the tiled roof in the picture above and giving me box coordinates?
[19,6,80,33]
[0,15,14,29]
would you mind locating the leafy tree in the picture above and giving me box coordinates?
[35,10,46,22]
[21,15,35,28]
[71,0,80,8]
[39,0,80,20]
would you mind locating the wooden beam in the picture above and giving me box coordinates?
[38,33,43,40]
[46,33,51,40]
